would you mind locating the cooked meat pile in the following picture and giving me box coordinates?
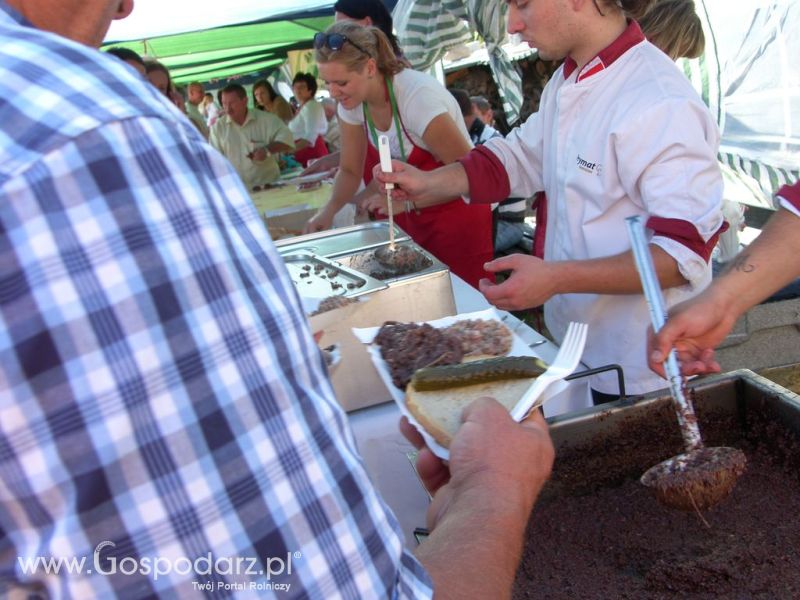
[310,295,358,316]
[375,322,463,389]
[443,319,513,357]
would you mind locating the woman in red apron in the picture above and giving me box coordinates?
[290,72,330,167]
[304,21,492,288]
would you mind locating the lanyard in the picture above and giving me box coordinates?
[363,77,407,162]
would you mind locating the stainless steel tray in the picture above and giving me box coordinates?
[547,369,800,447]
[336,240,447,284]
[282,252,387,298]
[275,222,410,258]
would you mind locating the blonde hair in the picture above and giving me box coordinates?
[639,0,705,60]
[314,21,404,77]
[598,0,656,20]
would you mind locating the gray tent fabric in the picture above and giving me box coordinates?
[685,0,799,205]
[393,0,524,124]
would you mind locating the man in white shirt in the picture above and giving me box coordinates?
[210,83,294,189]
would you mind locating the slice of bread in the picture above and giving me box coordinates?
[405,377,535,448]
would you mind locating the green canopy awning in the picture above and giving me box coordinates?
[103,12,334,86]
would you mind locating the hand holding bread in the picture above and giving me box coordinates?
[368,316,549,454]
[401,398,554,531]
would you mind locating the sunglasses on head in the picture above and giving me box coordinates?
[313,32,370,57]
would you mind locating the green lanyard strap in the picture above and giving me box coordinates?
[363,77,407,162]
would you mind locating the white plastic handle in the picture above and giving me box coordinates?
[378,134,394,190]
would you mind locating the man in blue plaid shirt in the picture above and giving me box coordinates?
[0,1,554,598]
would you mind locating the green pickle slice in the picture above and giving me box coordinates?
[410,356,548,391]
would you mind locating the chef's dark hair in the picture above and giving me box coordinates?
[597,0,657,20]
[333,0,402,56]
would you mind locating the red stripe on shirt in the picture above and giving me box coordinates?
[777,181,800,211]
[458,145,510,204]
[646,216,729,263]
[532,192,547,259]
[577,60,605,82]
[564,20,645,80]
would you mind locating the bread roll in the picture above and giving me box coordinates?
[405,377,535,448]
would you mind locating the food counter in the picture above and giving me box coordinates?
[250,180,331,215]
[275,222,592,548]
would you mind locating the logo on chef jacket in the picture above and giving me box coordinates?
[576,155,602,176]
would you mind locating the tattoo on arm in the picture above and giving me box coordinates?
[730,252,756,273]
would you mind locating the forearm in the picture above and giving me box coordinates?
[554,246,687,295]
[412,162,470,208]
[711,209,800,316]
[414,492,530,599]
[352,178,380,205]
[324,168,362,214]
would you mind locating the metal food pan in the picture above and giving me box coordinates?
[275,222,409,258]
[282,252,387,299]
[547,369,800,458]
[335,240,448,284]
[521,369,800,599]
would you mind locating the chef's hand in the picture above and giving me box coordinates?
[479,254,558,311]
[400,398,554,531]
[647,293,730,378]
[373,160,431,203]
[303,205,336,234]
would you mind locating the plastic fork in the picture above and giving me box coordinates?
[510,321,588,421]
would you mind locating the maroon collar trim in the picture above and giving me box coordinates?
[563,20,645,81]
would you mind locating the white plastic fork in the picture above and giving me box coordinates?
[510,321,589,421]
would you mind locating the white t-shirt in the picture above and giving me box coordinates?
[338,69,470,160]
[289,99,327,143]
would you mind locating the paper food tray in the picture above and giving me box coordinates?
[352,308,568,460]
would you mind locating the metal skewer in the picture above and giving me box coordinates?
[378,135,396,251]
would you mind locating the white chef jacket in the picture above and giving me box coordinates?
[470,22,724,395]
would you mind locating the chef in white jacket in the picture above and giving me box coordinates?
[371,0,725,401]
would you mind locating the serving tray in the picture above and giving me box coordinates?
[282,251,387,299]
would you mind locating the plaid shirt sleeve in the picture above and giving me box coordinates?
[0,5,433,598]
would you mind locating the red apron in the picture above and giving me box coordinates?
[293,134,329,167]
[363,136,493,289]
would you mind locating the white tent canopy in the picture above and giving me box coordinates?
[106,0,335,42]
[690,0,799,203]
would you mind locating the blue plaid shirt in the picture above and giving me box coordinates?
[0,4,433,598]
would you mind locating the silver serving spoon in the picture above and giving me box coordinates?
[626,216,746,512]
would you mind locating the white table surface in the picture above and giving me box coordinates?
[346,273,591,549]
